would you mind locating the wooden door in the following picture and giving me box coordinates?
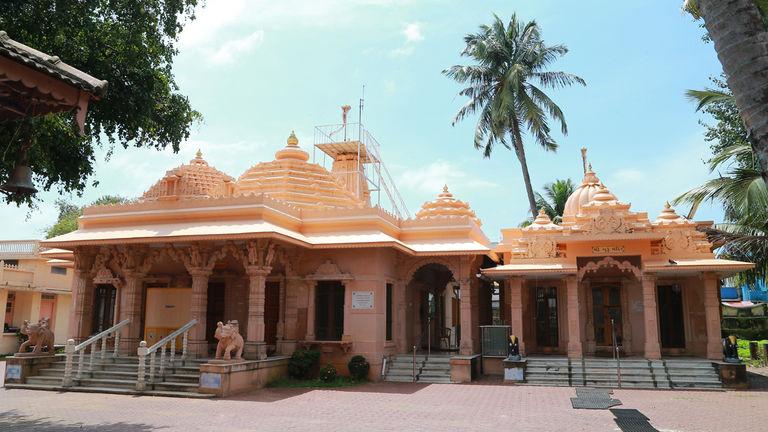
[658,285,686,349]
[264,281,280,345]
[91,285,117,334]
[591,284,623,347]
[535,287,559,348]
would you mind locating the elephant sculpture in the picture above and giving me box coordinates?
[18,318,55,355]
[215,320,244,361]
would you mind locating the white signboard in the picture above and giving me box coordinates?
[351,291,374,309]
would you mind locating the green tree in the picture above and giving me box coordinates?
[45,195,127,238]
[443,14,585,219]
[0,0,201,205]
[684,0,768,183]
[535,178,575,224]
[675,87,768,284]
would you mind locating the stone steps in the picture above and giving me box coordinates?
[8,355,207,396]
[524,358,722,389]
[4,383,215,399]
[385,355,452,384]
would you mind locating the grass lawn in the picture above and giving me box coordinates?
[737,339,768,366]
[266,376,365,389]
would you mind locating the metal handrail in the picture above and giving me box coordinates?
[136,319,197,391]
[63,319,130,387]
[611,318,622,388]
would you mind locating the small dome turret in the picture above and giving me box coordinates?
[415,185,481,224]
[141,151,234,201]
[563,166,603,217]
[274,131,309,162]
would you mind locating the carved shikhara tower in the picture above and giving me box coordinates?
[484,165,752,359]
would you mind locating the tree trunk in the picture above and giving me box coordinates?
[699,0,768,183]
[511,127,539,218]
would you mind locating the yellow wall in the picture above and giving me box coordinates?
[144,287,192,346]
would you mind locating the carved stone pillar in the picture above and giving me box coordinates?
[189,267,212,358]
[69,250,95,342]
[244,265,271,359]
[459,277,474,355]
[279,276,301,355]
[119,270,145,350]
[276,277,286,341]
[508,277,526,355]
[306,281,317,340]
[565,276,583,358]
[642,274,661,359]
[396,280,407,352]
[703,273,722,360]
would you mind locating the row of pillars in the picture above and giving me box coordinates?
[70,265,280,360]
[505,273,723,360]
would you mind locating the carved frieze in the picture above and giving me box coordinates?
[526,237,558,259]
[583,210,632,235]
[662,230,695,254]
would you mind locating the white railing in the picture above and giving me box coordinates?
[63,319,130,387]
[136,319,197,391]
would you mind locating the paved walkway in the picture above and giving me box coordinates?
[1,361,767,432]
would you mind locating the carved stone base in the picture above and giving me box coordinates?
[244,342,267,360]
[4,354,57,384]
[276,340,298,356]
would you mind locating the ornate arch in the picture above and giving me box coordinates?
[401,256,459,284]
[578,256,642,280]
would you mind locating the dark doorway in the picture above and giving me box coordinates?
[316,281,344,341]
[535,287,559,349]
[91,284,116,334]
[206,282,225,344]
[264,281,280,345]
[658,285,685,349]
[592,284,623,346]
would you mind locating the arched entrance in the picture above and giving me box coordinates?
[406,263,458,353]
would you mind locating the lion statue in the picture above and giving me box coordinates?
[215,320,244,361]
[19,317,55,355]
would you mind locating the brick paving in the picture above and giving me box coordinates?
[1,360,767,432]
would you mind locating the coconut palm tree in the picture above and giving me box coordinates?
[674,142,768,283]
[535,178,575,224]
[443,14,585,218]
[684,0,768,183]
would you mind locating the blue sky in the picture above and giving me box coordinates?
[0,0,725,241]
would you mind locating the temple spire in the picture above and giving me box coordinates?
[581,147,588,175]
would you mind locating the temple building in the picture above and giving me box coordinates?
[29,125,753,392]
[483,166,753,360]
[41,130,494,377]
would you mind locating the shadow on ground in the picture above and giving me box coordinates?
[227,382,431,402]
[610,408,660,432]
[0,410,164,432]
[747,369,768,391]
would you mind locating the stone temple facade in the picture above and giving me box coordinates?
[42,133,752,379]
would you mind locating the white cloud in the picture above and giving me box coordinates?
[398,159,498,194]
[389,22,424,58]
[209,31,265,65]
[403,22,423,42]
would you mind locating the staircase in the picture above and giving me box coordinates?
[384,354,452,383]
[6,355,213,398]
[524,357,722,389]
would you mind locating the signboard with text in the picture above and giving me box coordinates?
[351,291,374,309]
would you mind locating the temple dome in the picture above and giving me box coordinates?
[141,151,234,201]
[415,185,481,224]
[654,202,694,225]
[563,167,603,217]
[235,132,365,209]
[524,209,561,231]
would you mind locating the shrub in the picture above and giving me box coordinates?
[288,349,321,379]
[319,363,337,382]
[347,355,370,381]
